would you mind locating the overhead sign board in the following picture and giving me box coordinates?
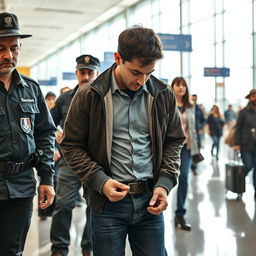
[204,67,230,77]
[158,33,192,52]
[63,72,76,80]
[38,77,57,86]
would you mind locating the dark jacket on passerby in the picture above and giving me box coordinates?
[0,70,56,199]
[234,105,256,151]
[50,85,79,127]
[195,104,205,132]
[207,114,225,137]
[61,64,185,212]
[224,109,236,123]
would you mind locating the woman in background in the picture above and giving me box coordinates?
[171,77,200,231]
[206,105,225,160]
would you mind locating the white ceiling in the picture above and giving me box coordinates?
[2,0,140,67]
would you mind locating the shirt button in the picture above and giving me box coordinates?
[10,117,14,122]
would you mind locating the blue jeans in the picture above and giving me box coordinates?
[241,149,256,190]
[91,191,166,256]
[210,135,221,157]
[50,159,92,255]
[175,146,192,217]
[0,197,33,256]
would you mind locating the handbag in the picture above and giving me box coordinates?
[192,152,204,164]
[224,126,236,147]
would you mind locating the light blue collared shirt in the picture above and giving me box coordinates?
[110,71,153,182]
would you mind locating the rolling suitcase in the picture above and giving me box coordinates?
[225,151,246,198]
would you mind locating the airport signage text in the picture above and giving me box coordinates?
[158,33,192,52]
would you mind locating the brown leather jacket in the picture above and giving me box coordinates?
[61,64,185,212]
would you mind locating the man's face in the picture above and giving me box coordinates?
[249,93,256,106]
[192,95,197,103]
[0,36,20,76]
[114,52,156,91]
[45,96,56,110]
[76,68,98,87]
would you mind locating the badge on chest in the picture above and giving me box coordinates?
[20,118,31,133]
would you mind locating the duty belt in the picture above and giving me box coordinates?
[124,180,153,194]
[0,159,33,176]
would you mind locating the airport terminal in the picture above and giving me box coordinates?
[0,0,256,255]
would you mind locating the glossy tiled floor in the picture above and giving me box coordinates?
[24,134,256,256]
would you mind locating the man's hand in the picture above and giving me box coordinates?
[147,186,168,215]
[54,149,61,161]
[233,145,240,151]
[102,179,130,202]
[56,130,63,144]
[39,185,55,209]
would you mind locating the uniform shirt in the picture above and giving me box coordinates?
[110,71,153,182]
[0,69,56,200]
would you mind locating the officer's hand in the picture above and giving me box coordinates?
[39,185,55,209]
[56,130,63,144]
[102,179,130,202]
[147,186,168,215]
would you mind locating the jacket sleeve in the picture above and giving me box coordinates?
[34,87,56,185]
[60,86,109,194]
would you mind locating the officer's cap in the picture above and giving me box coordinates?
[76,54,100,71]
[0,12,32,38]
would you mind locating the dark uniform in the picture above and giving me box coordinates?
[0,69,56,256]
[50,85,78,127]
[50,87,93,256]
[50,54,100,256]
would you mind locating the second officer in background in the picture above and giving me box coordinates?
[50,54,100,256]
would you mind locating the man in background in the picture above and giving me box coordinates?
[224,104,236,130]
[45,91,57,110]
[50,54,100,256]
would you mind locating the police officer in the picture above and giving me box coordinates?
[0,12,56,255]
[50,54,100,256]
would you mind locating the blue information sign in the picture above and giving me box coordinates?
[104,52,114,63]
[204,67,230,77]
[158,33,192,52]
[38,77,57,86]
[63,72,76,80]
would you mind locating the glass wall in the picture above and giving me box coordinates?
[32,0,255,113]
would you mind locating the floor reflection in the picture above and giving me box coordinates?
[24,135,256,256]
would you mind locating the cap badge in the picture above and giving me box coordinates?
[84,56,90,63]
[4,16,13,27]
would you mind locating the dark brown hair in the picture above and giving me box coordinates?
[171,76,193,108]
[118,25,163,66]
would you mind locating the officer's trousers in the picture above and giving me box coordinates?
[0,197,33,256]
[50,159,92,255]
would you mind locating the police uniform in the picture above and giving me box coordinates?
[0,12,56,255]
[50,54,100,256]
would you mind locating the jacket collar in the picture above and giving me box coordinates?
[91,63,168,98]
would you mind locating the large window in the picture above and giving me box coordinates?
[31,0,255,112]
